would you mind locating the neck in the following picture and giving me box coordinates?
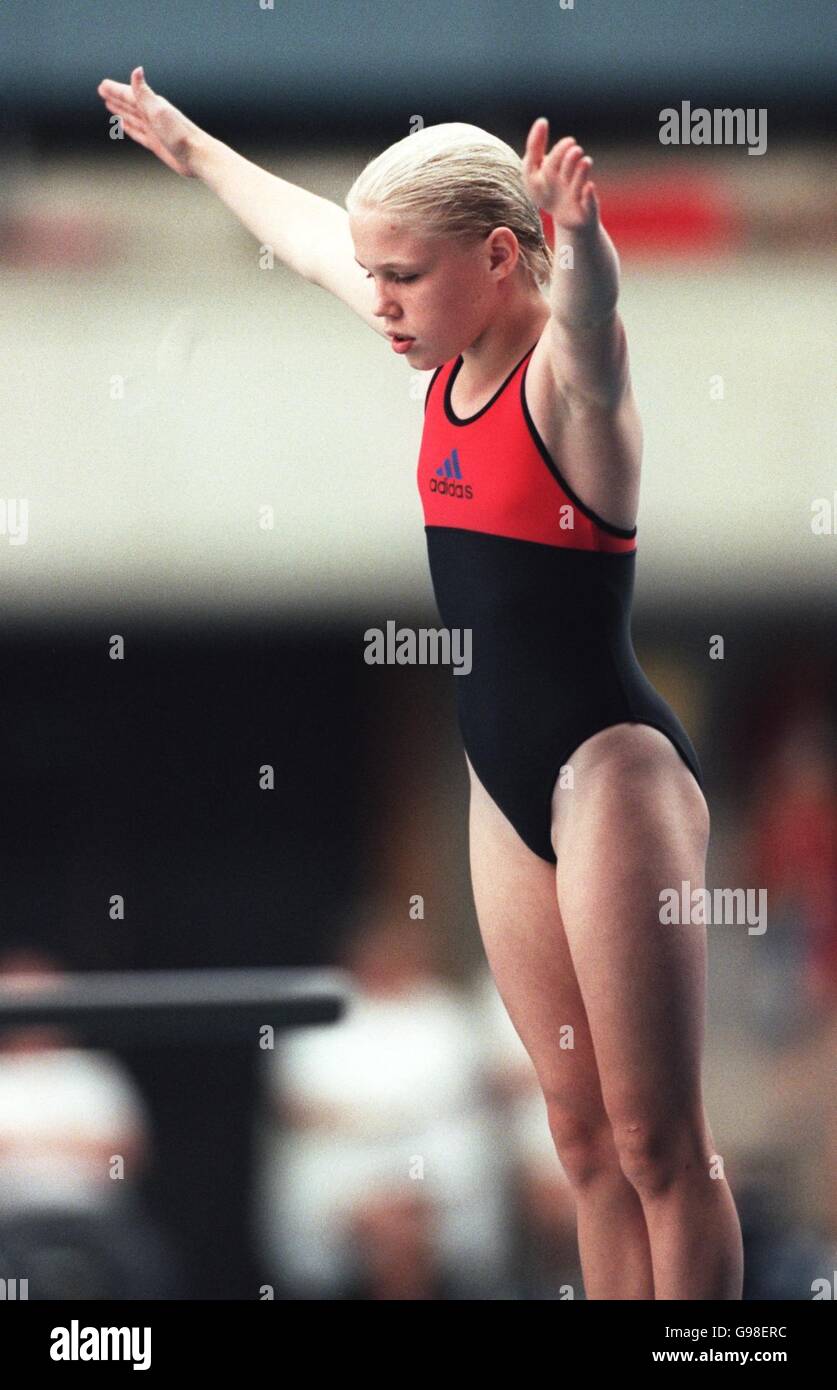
[459,290,550,385]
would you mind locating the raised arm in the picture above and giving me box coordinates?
[96,68,383,335]
[522,117,631,410]
[193,139,383,331]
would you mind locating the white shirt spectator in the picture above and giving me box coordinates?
[253,978,512,1293]
[0,1047,149,1214]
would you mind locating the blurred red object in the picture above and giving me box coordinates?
[0,210,114,268]
[542,174,743,259]
[745,715,837,1005]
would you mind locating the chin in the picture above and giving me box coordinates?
[411,345,442,369]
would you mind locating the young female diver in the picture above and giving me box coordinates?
[97,67,743,1299]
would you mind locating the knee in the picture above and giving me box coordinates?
[609,1106,709,1198]
[543,1095,619,1189]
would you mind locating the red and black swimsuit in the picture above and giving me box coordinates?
[417,340,704,863]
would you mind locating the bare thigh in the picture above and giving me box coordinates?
[551,725,713,1150]
[465,753,613,1167]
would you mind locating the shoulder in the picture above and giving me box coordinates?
[524,310,642,425]
[522,318,643,534]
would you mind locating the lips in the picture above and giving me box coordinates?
[388,332,414,341]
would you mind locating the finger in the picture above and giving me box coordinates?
[103,103,144,139]
[557,143,585,182]
[98,80,134,102]
[569,155,593,197]
[107,110,152,149]
[544,137,577,180]
[131,66,153,98]
[546,135,576,164]
[101,92,139,119]
[523,116,548,170]
[119,113,151,142]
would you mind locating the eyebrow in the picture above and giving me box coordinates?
[354,256,416,271]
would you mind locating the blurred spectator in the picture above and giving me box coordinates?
[252,899,515,1299]
[0,948,182,1298]
[740,708,837,1041]
[730,1149,835,1300]
[768,1003,837,1252]
[337,1188,461,1300]
[509,1163,584,1301]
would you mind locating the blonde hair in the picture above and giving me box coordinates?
[345,122,553,291]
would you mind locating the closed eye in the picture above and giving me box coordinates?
[364,271,419,284]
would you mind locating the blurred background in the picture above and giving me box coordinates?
[0,0,834,1299]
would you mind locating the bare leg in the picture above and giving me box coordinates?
[552,725,744,1300]
[466,754,654,1298]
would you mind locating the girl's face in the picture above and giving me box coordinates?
[350,207,517,369]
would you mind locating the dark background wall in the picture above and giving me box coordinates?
[1,0,834,146]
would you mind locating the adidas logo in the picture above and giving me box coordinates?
[430,447,473,499]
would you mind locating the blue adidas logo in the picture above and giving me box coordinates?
[430,448,473,498]
[436,448,462,480]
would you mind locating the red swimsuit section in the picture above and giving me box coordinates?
[419,342,636,551]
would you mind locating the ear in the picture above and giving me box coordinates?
[487,226,520,278]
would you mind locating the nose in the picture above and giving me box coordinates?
[371,284,400,320]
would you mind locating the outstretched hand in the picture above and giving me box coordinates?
[96,67,204,178]
[522,118,599,231]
